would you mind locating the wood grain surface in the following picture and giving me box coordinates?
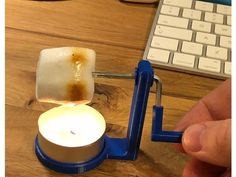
[6,0,223,176]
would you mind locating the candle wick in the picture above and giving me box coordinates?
[70,130,76,135]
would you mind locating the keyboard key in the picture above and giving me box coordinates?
[196,32,216,45]
[195,1,213,12]
[161,5,180,16]
[227,16,231,25]
[182,41,203,55]
[204,12,223,24]
[147,48,170,63]
[158,14,189,28]
[224,62,231,75]
[206,46,228,60]
[163,0,193,8]
[215,24,231,36]
[192,20,211,32]
[143,0,232,79]
[182,8,201,20]
[151,36,178,51]
[155,25,193,41]
[198,57,221,73]
[217,4,231,15]
[173,53,195,68]
[220,36,231,48]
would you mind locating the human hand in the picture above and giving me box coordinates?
[175,79,231,177]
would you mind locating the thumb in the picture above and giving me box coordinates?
[182,119,231,167]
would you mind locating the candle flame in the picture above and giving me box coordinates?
[38,104,106,147]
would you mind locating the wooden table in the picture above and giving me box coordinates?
[6,0,223,176]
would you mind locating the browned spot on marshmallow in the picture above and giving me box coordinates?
[71,49,87,65]
[67,81,88,101]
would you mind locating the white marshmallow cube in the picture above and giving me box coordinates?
[36,47,95,105]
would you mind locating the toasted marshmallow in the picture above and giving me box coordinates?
[36,47,95,105]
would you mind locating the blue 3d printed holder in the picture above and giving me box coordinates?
[35,60,183,174]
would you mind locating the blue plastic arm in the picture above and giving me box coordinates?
[125,61,154,159]
[106,60,154,160]
[151,106,182,143]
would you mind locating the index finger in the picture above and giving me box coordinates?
[175,79,231,131]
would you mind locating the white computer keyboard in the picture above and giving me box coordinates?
[143,0,231,79]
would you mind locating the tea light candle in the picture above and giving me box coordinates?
[37,104,106,163]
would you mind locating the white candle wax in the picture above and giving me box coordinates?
[38,104,106,163]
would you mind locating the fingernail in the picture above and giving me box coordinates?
[183,124,206,152]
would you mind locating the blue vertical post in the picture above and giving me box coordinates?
[125,60,154,160]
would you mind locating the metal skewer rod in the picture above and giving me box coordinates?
[92,72,135,79]
[154,75,162,106]
[93,72,162,106]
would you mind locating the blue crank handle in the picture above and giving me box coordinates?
[151,106,183,143]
